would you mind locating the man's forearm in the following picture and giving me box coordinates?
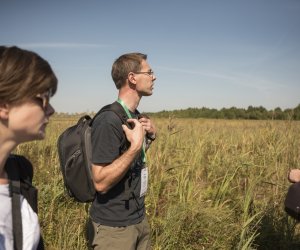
[92,146,141,193]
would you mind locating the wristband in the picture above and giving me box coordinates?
[147,133,156,141]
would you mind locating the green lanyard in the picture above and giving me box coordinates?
[117,98,146,163]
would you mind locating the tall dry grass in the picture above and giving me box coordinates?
[15,117,300,249]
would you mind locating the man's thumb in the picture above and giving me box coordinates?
[122,124,129,133]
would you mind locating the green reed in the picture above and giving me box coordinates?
[15,117,300,249]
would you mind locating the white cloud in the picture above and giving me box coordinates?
[157,65,285,92]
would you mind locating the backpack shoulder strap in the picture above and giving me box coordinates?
[91,101,129,125]
[106,101,130,123]
[16,156,38,213]
[91,101,131,150]
[5,155,23,250]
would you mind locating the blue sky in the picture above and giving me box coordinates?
[1,0,299,113]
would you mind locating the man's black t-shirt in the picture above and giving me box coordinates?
[90,110,145,227]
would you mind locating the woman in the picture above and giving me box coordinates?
[0,46,58,249]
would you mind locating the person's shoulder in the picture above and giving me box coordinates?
[93,110,122,126]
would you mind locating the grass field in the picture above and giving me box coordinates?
[15,116,300,249]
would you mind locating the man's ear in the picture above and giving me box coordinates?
[0,104,9,120]
[127,72,137,85]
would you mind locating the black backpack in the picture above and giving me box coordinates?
[57,101,129,202]
[5,154,44,250]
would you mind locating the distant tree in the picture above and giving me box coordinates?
[283,108,293,120]
[272,107,284,120]
[235,108,247,119]
[293,104,300,120]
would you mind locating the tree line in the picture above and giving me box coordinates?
[54,104,300,120]
[148,104,300,120]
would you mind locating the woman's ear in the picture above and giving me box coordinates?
[0,104,9,120]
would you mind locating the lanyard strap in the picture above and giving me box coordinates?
[117,98,132,118]
[117,98,146,163]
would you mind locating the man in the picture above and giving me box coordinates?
[90,53,157,250]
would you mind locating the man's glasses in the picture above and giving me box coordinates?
[34,90,51,111]
[134,70,155,77]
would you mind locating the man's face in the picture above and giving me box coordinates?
[134,60,156,96]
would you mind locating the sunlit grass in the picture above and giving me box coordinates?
[16,117,300,249]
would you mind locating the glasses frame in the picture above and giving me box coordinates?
[34,90,51,111]
[133,70,155,77]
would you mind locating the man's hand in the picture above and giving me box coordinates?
[122,119,145,152]
[288,169,300,183]
[138,114,156,139]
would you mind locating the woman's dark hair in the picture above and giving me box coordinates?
[0,46,57,105]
